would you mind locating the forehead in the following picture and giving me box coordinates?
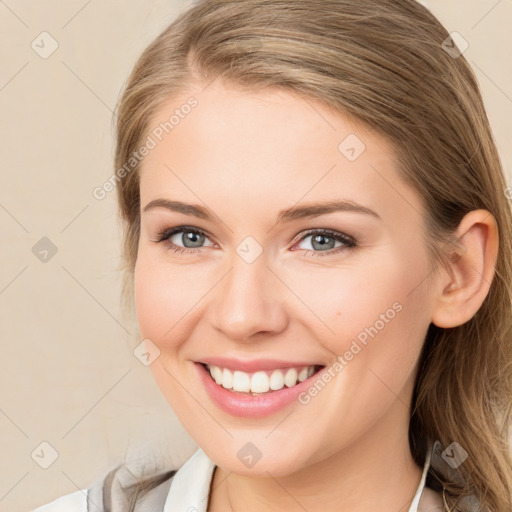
[138,79,423,224]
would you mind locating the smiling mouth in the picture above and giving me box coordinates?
[201,363,325,395]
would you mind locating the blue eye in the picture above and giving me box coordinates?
[153,226,214,254]
[293,229,357,257]
[152,226,357,257]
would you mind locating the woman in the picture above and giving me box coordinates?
[33,0,512,511]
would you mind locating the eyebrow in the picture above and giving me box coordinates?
[142,199,381,223]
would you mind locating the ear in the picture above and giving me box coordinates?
[431,209,499,328]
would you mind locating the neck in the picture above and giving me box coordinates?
[208,398,424,512]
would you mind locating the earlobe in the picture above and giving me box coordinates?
[431,209,499,329]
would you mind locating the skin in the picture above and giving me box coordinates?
[134,78,498,512]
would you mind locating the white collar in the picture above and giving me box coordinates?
[163,447,215,512]
[164,443,440,512]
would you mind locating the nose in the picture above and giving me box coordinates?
[208,250,288,342]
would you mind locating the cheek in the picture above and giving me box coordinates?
[134,253,200,414]
[283,258,426,349]
[133,250,206,343]
[134,267,172,342]
[329,254,431,405]
[285,246,431,391]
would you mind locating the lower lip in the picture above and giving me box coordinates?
[195,362,323,418]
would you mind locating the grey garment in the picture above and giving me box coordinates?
[84,439,480,512]
[86,465,177,512]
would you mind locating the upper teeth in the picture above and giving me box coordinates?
[207,365,316,393]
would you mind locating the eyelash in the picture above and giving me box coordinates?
[152,225,357,258]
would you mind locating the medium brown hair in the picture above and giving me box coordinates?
[113,1,512,510]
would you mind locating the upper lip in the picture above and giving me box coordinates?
[197,357,323,373]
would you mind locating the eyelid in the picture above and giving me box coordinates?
[153,225,357,255]
[290,228,356,246]
[152,225,216,245]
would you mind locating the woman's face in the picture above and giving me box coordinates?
[134,79,438,476]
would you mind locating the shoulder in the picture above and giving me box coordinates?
[30,465,177,512]
[88,463,177,511]
[31,489,88,512]
[30,450,201,512]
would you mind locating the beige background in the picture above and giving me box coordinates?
[0,1,511,511]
